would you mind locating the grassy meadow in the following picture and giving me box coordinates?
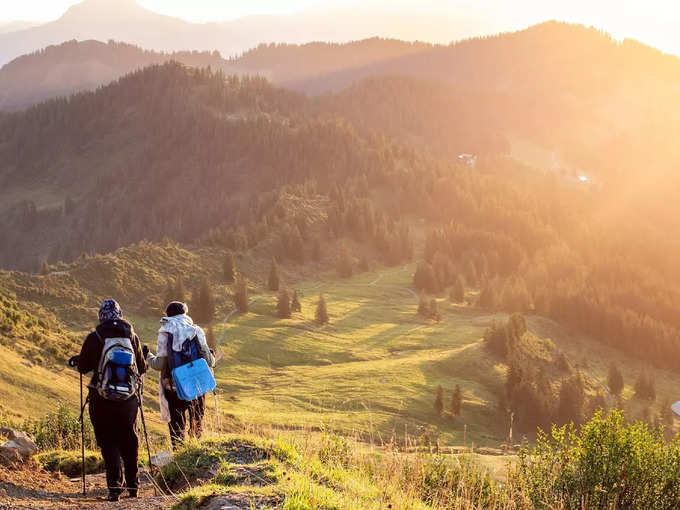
[1,242,679,458]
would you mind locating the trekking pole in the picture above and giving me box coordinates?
[68,355,86,496]
[213,391,221,432]
[137,377,157,496]
[79,372,86,496]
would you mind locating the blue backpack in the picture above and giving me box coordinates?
[166,332,216,401]
[95,332,139,401]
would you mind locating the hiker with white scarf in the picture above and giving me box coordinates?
[143,301,215,449]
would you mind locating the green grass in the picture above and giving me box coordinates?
[211,265,508,446]
[35,449,104,477]
[1,242,679,455]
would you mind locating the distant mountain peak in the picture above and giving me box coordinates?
[60,0,146,20]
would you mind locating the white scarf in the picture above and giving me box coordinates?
[157,314,204,422]
[158,314,200,353]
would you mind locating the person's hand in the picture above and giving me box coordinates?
[67,355,80,368]
[142,344,149,358]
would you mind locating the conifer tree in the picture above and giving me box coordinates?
[315,294,329,324]
[291,290,301,313]
[358,255,369,273]
[607,362,624,396]
[418,293,430,317]
[193,279,215,324]
[478,281,495,310]
[277,289,291,318]
[414,262,437,293]
[337,246,353,278]
[429,298,441,322]
[233,276,249,313]
[450,276,465,303]
[206,325,217,352]
[175,276,186,303]
[451,384,462,416]
[164,279,175,306]
[311,238,322,262]
[556,373,585,425]
[223,251,236,283]
[268,257,280,291]
[634,373,656,401]
[435,385,444,417]
[289,226,305,263]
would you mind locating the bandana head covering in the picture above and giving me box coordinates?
[98,299,123,323]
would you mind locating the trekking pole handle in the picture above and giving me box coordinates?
[68,355,80,368]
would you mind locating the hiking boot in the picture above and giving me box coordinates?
[107,492,120,502]
[127,489,138,498]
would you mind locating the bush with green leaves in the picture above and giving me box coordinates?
[26,401,96,451]
[511,410,680,509]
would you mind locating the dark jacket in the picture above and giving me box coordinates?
[78,319,147,388]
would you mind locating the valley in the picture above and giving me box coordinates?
[1,2,680,507]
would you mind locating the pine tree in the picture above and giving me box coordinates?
[206,325,218,352]
[175,276,186,303]
[289,226,305,263]
[450,276,465,303]
[311,238,322,262]
[607,362,624,396]
[223,251,236,283]
[268,257,280,291]
[661,399,674,427]
[193,279,215,324]
[358,255,369,273]
[478,281,495,310]
[634,373,656,401]
[164,279,175,306]
[429,298,441,322]
[435,385,444,417]
[277,289,291,318]
[451,384,462,416]
[414,262,436,293]
[337,246,353,278]
[233,276,249,313]
[418,293,430,317]
[291,290,301,313]
[315,294,329,324]
[556,373,585,425]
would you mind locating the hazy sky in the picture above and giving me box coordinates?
[3,0,680,56]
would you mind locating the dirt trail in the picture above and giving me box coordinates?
[0,466,168,509]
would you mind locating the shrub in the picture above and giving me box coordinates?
[36,450,103,477]
[26,402,96,451]
[511,410,680,509]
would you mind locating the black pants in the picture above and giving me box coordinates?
[88,391,139,496]
[165,389,205,449]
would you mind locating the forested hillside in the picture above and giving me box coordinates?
[1,33,679,380]
[0,38,433,111]
[0,40,238,111]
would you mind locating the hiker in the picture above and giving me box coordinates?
[74,299,147,502]
[144,301,215,449]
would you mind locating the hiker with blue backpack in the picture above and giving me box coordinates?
[144,301,216,449]
[71,299,147,502]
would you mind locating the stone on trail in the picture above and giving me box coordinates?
[150,450,173,467]
[0,429,37,459]
[0,444,23,467]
